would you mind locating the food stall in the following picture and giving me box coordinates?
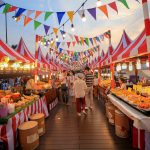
[98,29,150,150]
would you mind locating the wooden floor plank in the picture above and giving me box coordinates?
[37,98,133,150]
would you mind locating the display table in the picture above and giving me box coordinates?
[108,94,150,150]
[0,96,49,150]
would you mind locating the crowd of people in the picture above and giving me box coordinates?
[59,66,95,117]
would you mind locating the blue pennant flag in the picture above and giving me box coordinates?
[95,36,100,42]
[56,42,61,48]
[57,12,65,24]
[59,48,63,53]
[15,8,26,17]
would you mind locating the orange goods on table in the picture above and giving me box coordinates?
[18,121,39,150]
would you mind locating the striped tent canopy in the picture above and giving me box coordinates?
[16,38,35,62]
[0,39,28,62]
[116,29,147,62]
[111,30,132,62]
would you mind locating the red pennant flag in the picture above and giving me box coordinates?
[75,36,79,44]
[72,41,76,47]
[98,5,109,18]
[67,42,71,48]
[8,6,17,12]
[24,16,32,26]
[35,11,42,19]
[108,2,118,14]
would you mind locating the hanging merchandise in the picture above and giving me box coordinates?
[121,63,127,70]
[116,63,121,72]
[129,62,133,71]
[136,58,141,70]
[146,60,149,68]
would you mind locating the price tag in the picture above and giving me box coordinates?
[128,87,132,92]
[133,84,137,91]
[136,85,142,92]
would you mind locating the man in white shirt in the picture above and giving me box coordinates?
[73,73,87,116]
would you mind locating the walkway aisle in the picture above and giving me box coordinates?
[37,99,134,150]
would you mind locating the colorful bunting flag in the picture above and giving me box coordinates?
[67,42,71,48]
[89,38,94,45]
[8,6,17,12]
[43,25,50,35]
[87,8,96,20]
[85,38,89,46]
[44,12,53,21]
[108,2,118,13]
[3,4,11,13]
[35,11,42,19]
[80,37,85,45]
[34,20,42,30]
[27,10,34,17]
[57,12,65,24]
[56,42,61,49]
[118,0,129,9]
[53,28,58,35]
[67,11,74,22]
[72,41,76,47]
[15,8,26,18]
[24,16,32,26]
[98,5,108,18]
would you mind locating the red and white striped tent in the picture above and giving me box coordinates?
[111,30,132,62]
[45,52,57,71]
[116,29,147,61]
[0,39,28,62]
[101,44,114,66]
[35,47,50,69]
[16,38,35,62]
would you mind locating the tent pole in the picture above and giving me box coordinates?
[34,35,38,83]
[142,0,150,52]
[5,13,8,44]
[110,63,115,89]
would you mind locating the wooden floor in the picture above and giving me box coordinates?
[37,98,134,150]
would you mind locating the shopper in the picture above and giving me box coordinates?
[60,71,69,105]
[74,73,87,116]
[118,78,127,90]
[84,66,94,110]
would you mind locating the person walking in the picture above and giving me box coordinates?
[73,73,87,116]
[84,66,94,110]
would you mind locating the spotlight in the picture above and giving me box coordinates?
[82,12,86,22]
[71,24,75,32]
[55,35,59,41]
[96,0,102,7]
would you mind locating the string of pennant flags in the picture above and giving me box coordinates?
[0,0,139,36]
[35,30,110,49]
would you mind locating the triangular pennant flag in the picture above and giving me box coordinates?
[8,6,17,12]
[118,0,129,9]
[95,36,100,42]
[35,11,42,19]
[15,8,26,18]
[89,38,93,45]
[80,37,84,45]
[93,37,97,45]
[87,8,96,20]
[27,10,34,17]
[75,36,79,43]
[78,10,84,18]
[57,12,65,24]
[59,48,63,53]
[44,12,53,21]
[98,5,108,18]
[67,11,74,22]
[44,24,50,35]
[104,30,111,38]
[56,42,61,49]
[68,33,74,40]
[53,28,58,35]
[67,42,71,48]
[85,38,89,46]
[108,2,118,13]
[61,41,65,46]
[24,16,32,26]
[0,3,5,9]
[34,20,42,30]
[79,41,82,46]
[72,41,76,47]
[3,3,11,13]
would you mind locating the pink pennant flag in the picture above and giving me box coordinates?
[108,2,118,14]
[67,42,71,48]
[72,41,76,47]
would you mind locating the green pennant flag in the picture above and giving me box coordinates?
[118,0,129,9]
[34,20,42,30]
[79,41,82,46]
[85,38,89,46]
[44,12,53,21]
[3,4,11,13]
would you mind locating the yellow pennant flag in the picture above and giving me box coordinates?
[53,28,58,35]
[67,11,74,22]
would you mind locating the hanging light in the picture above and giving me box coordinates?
[96,0,102,7]
[71,24,75,32]
[51,38,54,44]
[46,74,49,78]
[129,62,133,71]
[42,75,45,79]
[146,60,149,68]
[63,32,66,38]
[116,63,121,72]
[47,40,50,44]
[55,35,59,41]
[122,63,127,70]
[136,58,141,70]
[82,12,86,22]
